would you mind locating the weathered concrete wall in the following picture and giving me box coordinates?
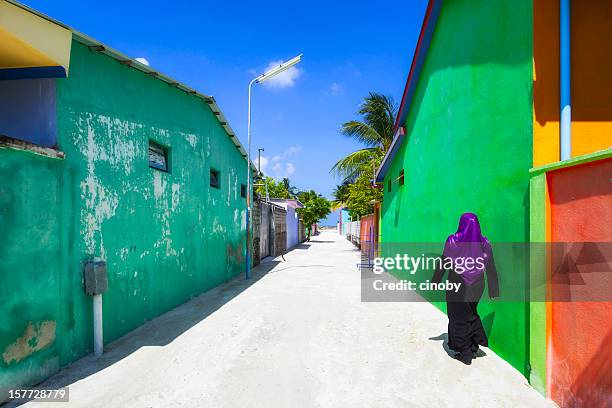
[0,40,248,391]
[380,0,533,376]
[252,200,262,266]
[0,149,63,395]
[272,205,287,256]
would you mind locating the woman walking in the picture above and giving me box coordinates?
[433,213,499,365]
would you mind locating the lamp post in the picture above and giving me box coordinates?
[257,148,265,177]
[246,54,303,279]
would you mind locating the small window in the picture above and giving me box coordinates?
[387,178,392,192]
[148,140,169,172]
[210,168,220,189]
[399,169,405,186]
[240,184,247,198]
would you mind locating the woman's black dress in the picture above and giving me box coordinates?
[432,254,499,364]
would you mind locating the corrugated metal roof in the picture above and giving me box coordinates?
[6,0,256,170]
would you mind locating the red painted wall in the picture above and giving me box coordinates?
[549,158,612,407]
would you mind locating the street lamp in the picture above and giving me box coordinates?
[246,54,303,279]
[257,148,265,177]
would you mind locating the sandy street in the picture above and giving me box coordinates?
[18,231,554,408]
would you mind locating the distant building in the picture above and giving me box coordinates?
[270,199,305,249]
[339,208,350,237]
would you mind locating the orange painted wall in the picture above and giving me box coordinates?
[533,0,612,167]
[360,214,375,246]
[549,158,612,407]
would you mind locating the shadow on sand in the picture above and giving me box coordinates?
[4,260,281,407]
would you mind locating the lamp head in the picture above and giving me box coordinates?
[256,54,303,84]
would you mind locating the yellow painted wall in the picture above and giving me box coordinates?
[533,0,612,167]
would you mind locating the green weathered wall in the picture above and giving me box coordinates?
[1,41,248,391]
[0,149,63,393]
[381,0,533,375]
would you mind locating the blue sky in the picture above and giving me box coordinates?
[24,0,428,224]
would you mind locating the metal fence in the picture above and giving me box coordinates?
[340,212,380,269]
[347,220,360,246]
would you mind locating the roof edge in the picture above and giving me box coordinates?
[375,0,442,182]
[5,0,256,171]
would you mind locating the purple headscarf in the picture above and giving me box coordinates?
[443,213,491,285]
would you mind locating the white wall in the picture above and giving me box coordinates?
[286,205,299,249]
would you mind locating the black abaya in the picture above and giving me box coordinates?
[432,254,499,363]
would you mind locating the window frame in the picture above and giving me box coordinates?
[210,168,220,189]
[148,139,170,173]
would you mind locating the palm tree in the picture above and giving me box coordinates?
[281,178,299,198]
[331,180,351,210]
[331,92,398,181]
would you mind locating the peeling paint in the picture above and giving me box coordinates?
[76,113,125,258]
[171,183,181,209]
[2,321,56,365]
[185,133,197,148]
[153,171,166,201]
[118,247,129,260]
[98,115,139,175]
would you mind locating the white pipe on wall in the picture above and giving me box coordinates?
[93,294,103,357]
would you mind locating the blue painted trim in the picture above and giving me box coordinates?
[376,128,405,182]
[395,0,442,136]
[0,66,66,80]
[376,0,443,182]
[560,0,571,160]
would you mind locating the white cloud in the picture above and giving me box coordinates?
[135,57,150,66]
[327,82,343,96]
[255,155,269,174]
[260,60,303,89]
[257,145,301,178]
[285,145,302,155]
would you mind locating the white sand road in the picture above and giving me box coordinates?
[12,231,555,408]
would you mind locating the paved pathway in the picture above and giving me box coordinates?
[21,231,554,408]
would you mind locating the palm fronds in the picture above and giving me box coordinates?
[332,92,398,183]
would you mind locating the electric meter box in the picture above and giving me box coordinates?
[84,259,107,295]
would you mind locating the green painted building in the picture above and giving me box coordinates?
[0,1,251,394]
[376,0,534,379]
